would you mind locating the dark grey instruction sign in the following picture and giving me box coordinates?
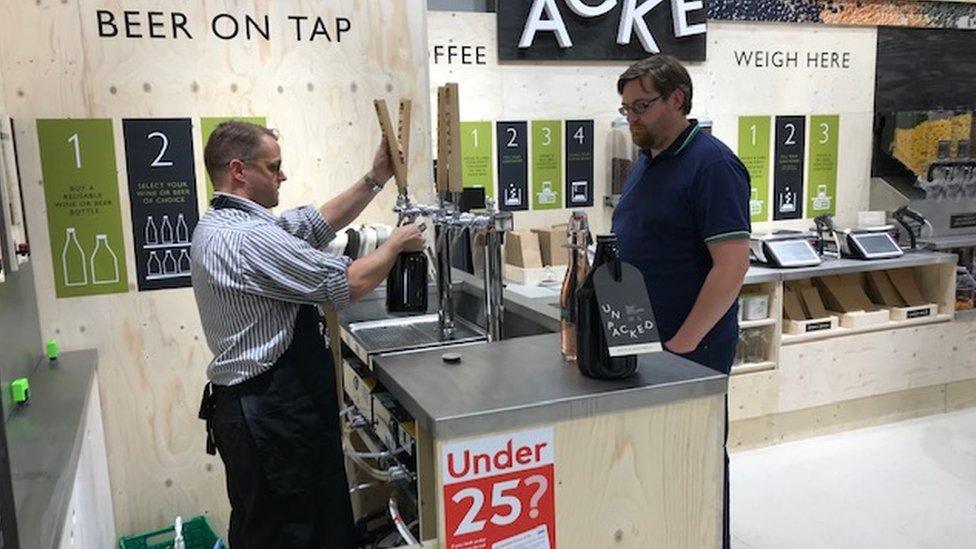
[496,121,529,211]
[123,118,198,291]
[773,116,805,220]
[565,120,594,207]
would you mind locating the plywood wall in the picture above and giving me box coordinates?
[0,0,431,537]
[428,11,629,234]
[428,13,877,234]
[0,44,6,109]
[731,319,976,422]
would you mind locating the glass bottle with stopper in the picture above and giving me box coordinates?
[560,211,590,362]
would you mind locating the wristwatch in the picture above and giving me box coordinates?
[365,173,385,193]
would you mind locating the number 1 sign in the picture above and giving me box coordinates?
[37,119,129,297]
[441,427,556,549]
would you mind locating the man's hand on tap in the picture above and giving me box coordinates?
[389,223,427,253]
[370,140,396,185]
[347,221,426,300]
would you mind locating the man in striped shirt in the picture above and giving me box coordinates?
[192,121,425,548]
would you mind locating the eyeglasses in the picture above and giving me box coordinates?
[239,158,283,175]
[618,95,663,116]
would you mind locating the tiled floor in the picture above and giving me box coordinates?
[730,408,976,548]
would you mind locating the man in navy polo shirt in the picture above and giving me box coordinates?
[612,55,751,374]
[612,55,750,549]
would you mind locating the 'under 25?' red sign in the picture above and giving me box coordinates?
[441,427,556,549]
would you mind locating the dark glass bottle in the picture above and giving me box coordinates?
[560,212,590,362]
[576,234,638,379]
[386,251,428,314]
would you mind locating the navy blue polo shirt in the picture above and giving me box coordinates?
[612,121,751,349]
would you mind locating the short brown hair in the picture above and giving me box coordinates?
[617,55,693,115]
[203,121,277,184]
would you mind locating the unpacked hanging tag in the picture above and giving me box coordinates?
[592,262,661,357]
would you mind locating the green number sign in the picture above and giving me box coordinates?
[738,116,772,223]
[38,119,129,297]
[808,115,840,216]
[460,121,494,199]
[531,120,562,210]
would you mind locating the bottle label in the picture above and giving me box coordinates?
[592,262,662,357]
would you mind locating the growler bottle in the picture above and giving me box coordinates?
[386,251,428,314]
[576,234,638,379]
[560,212,590,361]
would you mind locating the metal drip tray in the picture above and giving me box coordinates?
[344,314,485,359]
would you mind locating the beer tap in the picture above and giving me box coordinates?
[376,84,512,341]
[375,98,431,316]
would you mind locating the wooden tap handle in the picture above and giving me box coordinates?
[435,86,450,193]
[373,99,408,191]
[397,99,412,165]
[446,83,463,193]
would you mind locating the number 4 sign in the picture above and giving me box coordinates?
[441,427,556,549]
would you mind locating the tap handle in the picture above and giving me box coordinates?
[446,83,464,194]
[435,87,450,193]
[435,83,464,194]
[374,99,409,192]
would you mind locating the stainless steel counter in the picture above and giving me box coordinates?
[775,251,956,281]
[746,250,955,282]
[743,265,782,284]
[339,252,953,441]
[371,333,726,439]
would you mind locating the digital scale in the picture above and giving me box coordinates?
[749,232,822,268]
[837,226,904,260]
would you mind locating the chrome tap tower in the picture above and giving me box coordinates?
[393,189,513,341]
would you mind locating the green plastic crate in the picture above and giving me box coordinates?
[119,516,223,549]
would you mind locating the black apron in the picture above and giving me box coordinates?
[198,195,356,548]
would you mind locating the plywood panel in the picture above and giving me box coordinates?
[428,16,879,234]
[427,12,619,233]
[0,0,431,537]
[730,384,948,450]
[947,378,976,411]
[706,22,878,232]
[777,321,976,413]
[416,422,438,543]
[551,396,723,549]
[729,370,780,421]
[432,396,724,548]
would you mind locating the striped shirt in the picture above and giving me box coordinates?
[191,192,352,386]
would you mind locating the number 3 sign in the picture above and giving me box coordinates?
[441,427,556,549]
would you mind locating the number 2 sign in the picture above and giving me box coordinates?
[441,427,556,549]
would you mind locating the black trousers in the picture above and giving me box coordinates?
[677,338,736,549]
[207,306,356,549]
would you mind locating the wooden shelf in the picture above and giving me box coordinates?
[781,313,953,345]
[740,318,776,329]
[731,361,776,375]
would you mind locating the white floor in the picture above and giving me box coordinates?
[730,408,976,549]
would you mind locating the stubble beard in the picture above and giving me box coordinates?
[630,124,654,150]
